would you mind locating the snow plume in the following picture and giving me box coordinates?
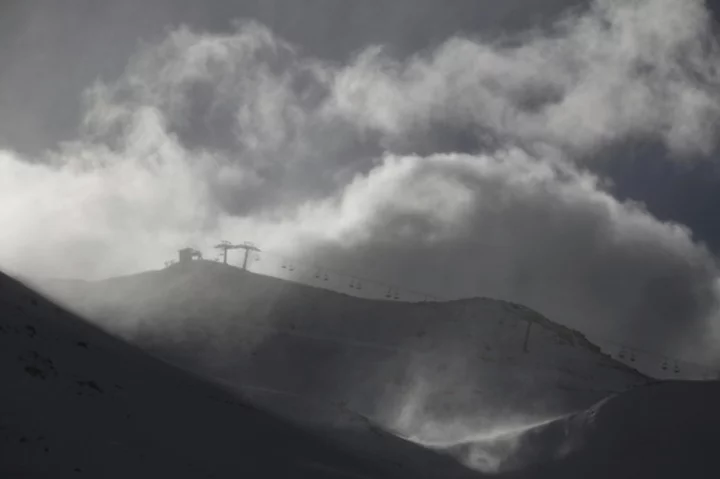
[2,0,720,363]
[379,358,566,474]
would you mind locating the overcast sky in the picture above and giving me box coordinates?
[2,0,720,363]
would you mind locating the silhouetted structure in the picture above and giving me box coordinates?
[178,248,203,265]
[214,240,261,270]
[214,241,241,265]
[238,242,261,270]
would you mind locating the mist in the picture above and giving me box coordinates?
[2,0,720,365]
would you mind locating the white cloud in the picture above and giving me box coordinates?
[293,149,720,358]
[1,0,720,360]
[331,0,720,155]
[0,109,216,278]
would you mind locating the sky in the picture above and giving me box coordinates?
[2,0,720,363]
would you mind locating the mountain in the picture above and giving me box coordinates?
[37,260,648,438]
[7,265,719,478]
[498,380,720,478]
[0,269,480,478]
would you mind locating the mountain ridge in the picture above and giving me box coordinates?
[35,260,649,437]
[0,268,479,478]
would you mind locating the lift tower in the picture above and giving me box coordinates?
[213,241,261,270]
[237,242,261,270]
[214,241,241,265]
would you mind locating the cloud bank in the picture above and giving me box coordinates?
[2,0,720,360]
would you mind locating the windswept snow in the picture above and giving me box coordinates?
[0,270,478,478]
[500,380,720,478]
[37,260,648,439]
[8,264,720,479]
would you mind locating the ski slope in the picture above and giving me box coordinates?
[503,380,720,478]
[12,264,720,479]
[0,270,479,478]
[38,260,648,436]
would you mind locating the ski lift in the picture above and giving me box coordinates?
[356,281,363,291]
[281,262,287,269]
[349,279,356,289]
[661,359,668,371]
[314,269,321,279]
[630,351,636,362]
[674,361,680,374]
[385,287,393,299]
[393,290,400,300]
[324,273,329,281]
[619,348,626,360]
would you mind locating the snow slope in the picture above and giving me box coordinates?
[15,264,720,479]
[501,380,720,478]
[37,260,648,436]
[399,379,720,478]
[0,270,481,478]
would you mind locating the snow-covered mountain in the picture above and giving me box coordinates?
[0,269,481,478]
[475,380,720,478]
[12,263,720,479]
[37,260,648,437]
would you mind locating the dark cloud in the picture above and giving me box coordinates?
[0,0,585,156]
[595,140,720,253]
[1,0,720,365]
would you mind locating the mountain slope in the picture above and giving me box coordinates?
[37,260,648,436]
[13,264,720,479]
[0,270,479,478]
[406,379,720,478]
[502,380,720,478]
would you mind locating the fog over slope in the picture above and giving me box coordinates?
[14,265,720,478]
[1,269,484,478]
[39,260,649,443]
[3,0,720,366]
